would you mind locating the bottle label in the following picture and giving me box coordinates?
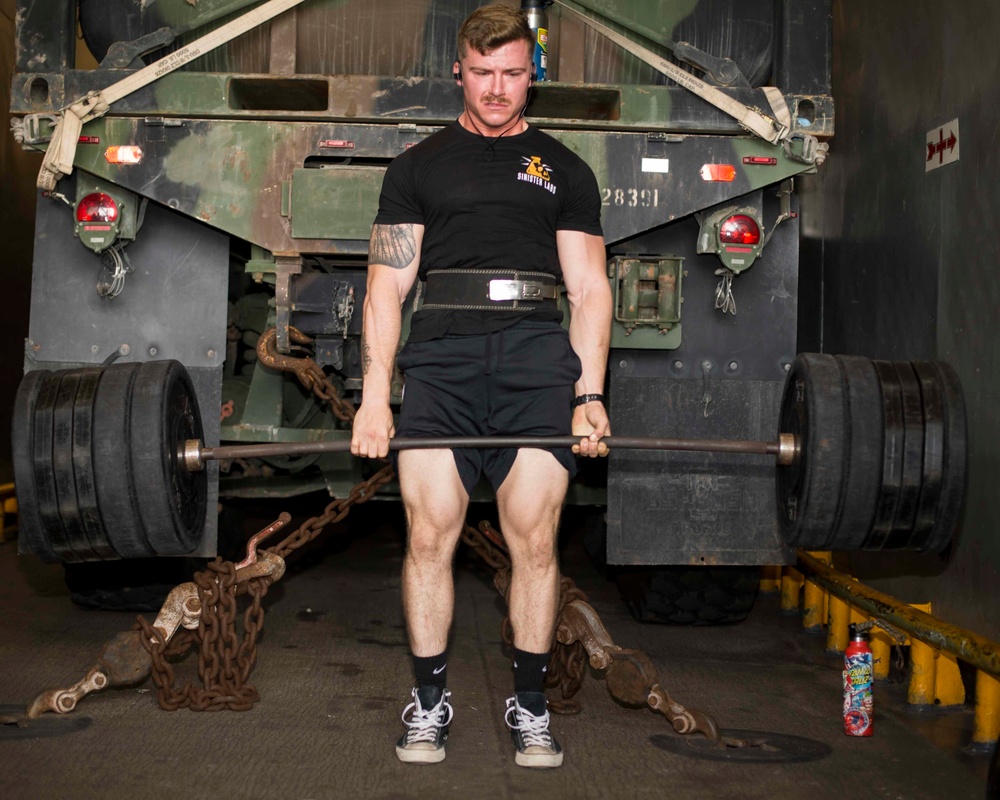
[534,28,548,80]
[843,652,874,736]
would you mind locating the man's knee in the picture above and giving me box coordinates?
[506,527,559,568]
[405,519,463,564]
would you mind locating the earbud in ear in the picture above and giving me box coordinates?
[530,68,537,83]
[454,66,462,82]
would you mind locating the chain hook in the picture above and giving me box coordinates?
[234,513,291,571]
[255,327,356,422]
[256,326,315,372]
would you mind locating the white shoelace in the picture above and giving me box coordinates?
[401,689,453,744]
[504,698,554,748]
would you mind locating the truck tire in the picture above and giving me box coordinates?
[62,505,247,612]
[615,566,761,626]
[63,558,195,612]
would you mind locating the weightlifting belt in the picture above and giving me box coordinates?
[421,269,559,311]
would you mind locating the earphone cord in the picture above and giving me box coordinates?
[463,96,530,162]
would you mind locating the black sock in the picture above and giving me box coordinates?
[513,648,551,695]
[413,652,448,690]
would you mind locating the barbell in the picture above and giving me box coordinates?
[11,353,967,563]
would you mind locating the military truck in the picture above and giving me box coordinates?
[11,0,847,620]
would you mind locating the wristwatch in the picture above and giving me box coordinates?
[570,393,605,408]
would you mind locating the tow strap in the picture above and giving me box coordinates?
[552,0,792,146]
[36,0,309,191]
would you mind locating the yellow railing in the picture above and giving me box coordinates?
[0,484,16,544]
[762,552,1000,748]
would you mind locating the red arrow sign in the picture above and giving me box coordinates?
[926,120,960,172]
[927,129,957,163]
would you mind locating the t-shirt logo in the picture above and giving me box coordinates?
[523,155,551,181]
[518,156,557,194]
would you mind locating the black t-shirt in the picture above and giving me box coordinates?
[374,121,603,341]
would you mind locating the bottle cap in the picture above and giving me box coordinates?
[848,623,869,641]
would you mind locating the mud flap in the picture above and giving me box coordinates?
[606,374,793,566]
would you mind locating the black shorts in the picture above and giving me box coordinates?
[394,320,582,496]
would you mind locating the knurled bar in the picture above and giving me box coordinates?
[199,435,780,462]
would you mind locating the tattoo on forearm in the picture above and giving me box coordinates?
[370,224,416,269]
[361,337,372,375]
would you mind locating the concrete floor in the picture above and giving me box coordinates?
[0,502,991,799]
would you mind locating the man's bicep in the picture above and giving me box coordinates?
[558,230,607,289]
[368,223,423,303]
[369,222,423,270]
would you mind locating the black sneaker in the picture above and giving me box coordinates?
[504,692,563,768]
[395,686,453,764]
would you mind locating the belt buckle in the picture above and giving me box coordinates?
[488,279,521,302]
[488,279,544,302]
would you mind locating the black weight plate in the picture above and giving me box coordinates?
[826,356,882,550]
[776,353,846,550]
[51,372,101,561]
[885,362,925,548]
[11,370,60,563]
[93,363,156,559]
[70,369,118,560]
[908,361,945,551]
[865,362,904,551]
[130,360,207,555]
[923,362,968,554]
[31,370,82,563]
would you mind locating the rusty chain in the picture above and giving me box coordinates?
[462,520,591,715]
[268,467,393,560]
[143,327,585,714]
[136,563,270,711]
[141,328,382,711]
[257,327,356,423]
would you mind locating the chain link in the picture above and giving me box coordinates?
[140,331,380,711]
[269,466,394,560]
[136,561,269,711]
[141,328,585,714]
[462,521,590,715]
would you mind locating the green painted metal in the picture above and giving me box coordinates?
[220,472,335,498]
[608,256,684,350]
[153,0,270,36]
[237,357,285,430]
[56,116,817,254]
[559,0,698,52]
[290,166,385,240]
[11,72,833,140]
[221,424,351,443]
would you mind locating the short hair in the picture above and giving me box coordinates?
[457,5,535,60]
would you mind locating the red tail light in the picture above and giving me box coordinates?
[719,214,760,245]
[76,193,119,223]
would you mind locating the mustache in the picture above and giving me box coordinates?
[480,94,511,105]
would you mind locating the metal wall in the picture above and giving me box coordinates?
[803,0,1000,638]
[1,0,38,484]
